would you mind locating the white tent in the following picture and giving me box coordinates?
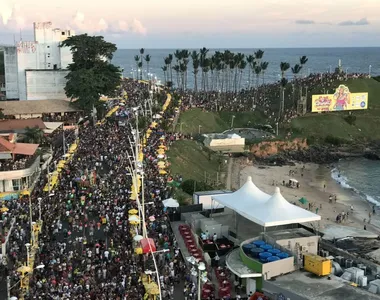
[212,178,321,227]
[162,197,179,208]
[211,176,270,213]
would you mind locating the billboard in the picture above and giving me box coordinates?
[311,85,368,112]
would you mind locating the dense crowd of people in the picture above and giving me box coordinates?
[1,79,190,300]
[179,72,368,125]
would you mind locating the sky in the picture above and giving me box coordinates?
[1,0,380,48]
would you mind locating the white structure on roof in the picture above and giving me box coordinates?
[212,177,321,227]
[4,21,74,100]
[203,133,245,148]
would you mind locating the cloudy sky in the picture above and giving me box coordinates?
[1,0,379,48]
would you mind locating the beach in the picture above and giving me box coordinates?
[234,161,380,236]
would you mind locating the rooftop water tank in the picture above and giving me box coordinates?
[242,244,255,254]
[260,244,273,251]
[277,252,289,259]
[259,252,273,263]
[268,249,281,255]
[250,248,264,258]
[253,240,265,247]
[267,256,280,263]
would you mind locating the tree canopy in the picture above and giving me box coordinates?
[60,34,121,112]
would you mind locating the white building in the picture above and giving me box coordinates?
[4,21,75,100]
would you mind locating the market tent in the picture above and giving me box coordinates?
[140,238,156,254]
[162,197,179,208]
[212,176,271,212]
[246,187,320,227]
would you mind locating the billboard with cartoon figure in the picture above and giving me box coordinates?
[311,85,368,112]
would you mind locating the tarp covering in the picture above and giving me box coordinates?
[212,178,320,227]
[140,238,156,254]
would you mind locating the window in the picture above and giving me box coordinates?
[48,63,51,68]
[53,64,57,70]
[47,45,50,48]
[12,179,21,191]
[62,31,65,35]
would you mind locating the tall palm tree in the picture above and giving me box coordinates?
[181,50,190,89]
[254,49,264,65]
[260,61,269,84]
[134,55,140,79]
[191,51,200,92]
[300,55,308,77]
[246,55,255,88]
[291,64,303,109]
[254,66,262,88]
[172,65,180,88]
[139,48,145,79]
[280,62,291,117]
[161,66,168,83]
[238,60,247,91]
[144,54,151,78]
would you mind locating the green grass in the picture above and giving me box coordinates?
[167,140,223,182]
[291,78,380,141]
[177,108,266,134]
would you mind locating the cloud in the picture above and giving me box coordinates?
[338,18,369,26]
[0,1,13,25]
[131,18,147,35]
[295,20,315,25]
[0,0,27,29]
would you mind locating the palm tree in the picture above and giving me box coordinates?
[300,55,308,77]
[191,51,200,92]
[144,54,151,77]
[254,66,262,88]
[139,48,145,79]
[280,62,291,117]
[134,55,140,79]
[254,49,264,65]
[246,55,255,88]
[161,66,168,83]
[168,54,173,82]
[172,65,180,88]
[291,64,303,108]
[260,61,269,84]
[24,126,44,144]
[238,60,247,90]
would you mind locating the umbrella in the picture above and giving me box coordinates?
[157,154,165,159]
[299,197,308,205]
[17,265,32,274]
[1,207,9,212]
[159,170,167,175]
[149,215,155,221]
[158,144,166,149]
[162,198,179,208]
[128,209,138,215]
[157,161,165,166]
[128,215,140,222]
[159,136,165,140]
[133,235,144,242]
[153,114,162,119]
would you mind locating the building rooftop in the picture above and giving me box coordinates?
[194,190,232,196]
[266,228,315,241]
[0,118,46,133]
[0,100,80,116]
[265,270,380,300]
[226,248,262,278]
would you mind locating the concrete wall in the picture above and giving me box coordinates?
[4,47,19,99]
[276,236,319,255]
[262,257,295,279]
[26,70,69,100]
[0,156,40,181]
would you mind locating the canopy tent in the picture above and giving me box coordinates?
[140,238,156,254]
[212,177,320,227]
[212,176,270,212]
[162,197,179,208]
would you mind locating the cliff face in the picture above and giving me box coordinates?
[250,138,308,158]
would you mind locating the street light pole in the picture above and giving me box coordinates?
[37,197,42,222]
[231,115,235,129]
[25,243,31,267]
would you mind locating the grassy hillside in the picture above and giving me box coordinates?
[291,78,380,141]
[178,78,380,142]
[167,140,224,182]
[178,108,265,134]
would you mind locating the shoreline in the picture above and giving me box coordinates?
[235,161,380,236]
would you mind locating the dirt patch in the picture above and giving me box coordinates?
[250,138,308,158]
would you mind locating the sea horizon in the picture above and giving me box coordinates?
[117,46,380,50]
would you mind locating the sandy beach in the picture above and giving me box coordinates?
[233,161,380,236]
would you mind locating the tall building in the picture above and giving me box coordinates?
[3,21,75,100]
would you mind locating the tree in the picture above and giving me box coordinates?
[161,66,168,83]
[300,55,308,77]
[60,34,121,112]
[279,62,290,118]
[260,61,269,84]
[139,48,145,79]
[144,54,151,77]
[291,64,303,108]
[24,126,45,144]
[134,55,140,78]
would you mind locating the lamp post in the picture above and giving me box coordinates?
[275,122,279,136]
[25,243,31,267]
[187,256,207,300]
[10,264,45,298]
[198,125,202,135]
[37,197,42,222]
[231,115,236,129]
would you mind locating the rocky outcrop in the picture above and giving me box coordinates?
[250,138,308,158]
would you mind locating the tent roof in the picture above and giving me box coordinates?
[212,178,321,227]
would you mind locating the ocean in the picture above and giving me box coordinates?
[112,47,380,87]
[332,158,380,207]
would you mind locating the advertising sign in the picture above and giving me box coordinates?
[311,85,368,112]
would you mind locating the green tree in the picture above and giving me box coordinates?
[24,126,45,144]
[60,34,121,112]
